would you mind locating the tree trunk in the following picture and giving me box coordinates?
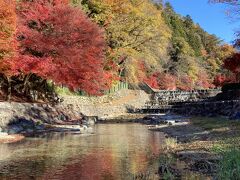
[6,76,11,102]
[22,73,32,95]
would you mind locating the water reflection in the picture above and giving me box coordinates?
[0,124,164,180]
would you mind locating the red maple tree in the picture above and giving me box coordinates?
[144,72,160,89]
[196,70,214,89]
[14,0,107,95]
[158,73,177,90]
[177,75,193,91]
[213,74,236,87]
[223,53,240,82]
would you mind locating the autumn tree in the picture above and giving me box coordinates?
[158,73,176,90]
[213,74,236,86]
[15,0,107,96]
[82,0,171,87]
[77,0,232,90]
[210,0,240,86]
[0,0,17,100]
[223,53,240,81]
[0,0,16,67]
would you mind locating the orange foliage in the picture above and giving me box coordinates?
[158,73,177,90]
[177,75,193,91]
[0,0,16,55]
[196,70,213,89]
[0,0,17,74]
[144,72,160,89]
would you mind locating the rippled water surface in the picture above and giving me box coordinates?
[0,124,166,180]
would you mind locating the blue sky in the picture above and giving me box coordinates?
[164,0,240,43]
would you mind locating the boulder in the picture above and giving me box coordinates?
[8,125,24,134]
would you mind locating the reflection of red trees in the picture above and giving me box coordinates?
[148,133,162,156]
[42,150,115,180]
[130,151,148,174]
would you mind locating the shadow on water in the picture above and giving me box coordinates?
[0,124,208,180]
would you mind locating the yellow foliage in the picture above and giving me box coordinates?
[86,0,172,86]
[186,58,199,82]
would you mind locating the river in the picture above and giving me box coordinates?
[0,123,207,180]
[0,124,164,179]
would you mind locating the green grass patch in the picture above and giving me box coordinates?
[217,148,240,180]
[191,117,240,130]
[158,154,176,180]
[214,136,240,151]
[55,86,76,96]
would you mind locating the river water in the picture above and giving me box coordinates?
[0,124,207,180]
[0,124,164,180]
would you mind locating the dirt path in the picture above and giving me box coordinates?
[104,92,137,106]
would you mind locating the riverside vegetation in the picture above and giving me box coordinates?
[0,0,239,102]
[149,116,240,179]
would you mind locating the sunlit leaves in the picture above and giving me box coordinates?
[15,0,107,95]
[0,0,16,60]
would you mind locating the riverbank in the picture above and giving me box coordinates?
[172,100,240,119]
[150,116,240,179]
[0,89,150,143]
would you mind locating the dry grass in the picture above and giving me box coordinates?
[165,137,178,150]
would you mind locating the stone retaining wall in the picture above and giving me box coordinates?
[0,102,83,130]
[61,89,150,119]
[0,89,150,130]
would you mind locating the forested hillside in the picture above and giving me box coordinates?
[79,0,235,90]
[0,0,236,102]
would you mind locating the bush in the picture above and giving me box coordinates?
[222,83,240,92]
